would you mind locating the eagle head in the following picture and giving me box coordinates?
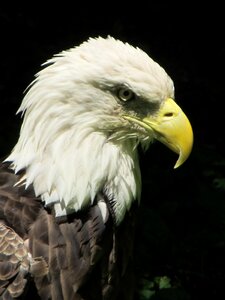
[6,36,193,224]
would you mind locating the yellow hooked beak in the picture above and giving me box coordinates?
[123,98,193,168]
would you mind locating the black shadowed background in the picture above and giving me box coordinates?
[0,3,224,300]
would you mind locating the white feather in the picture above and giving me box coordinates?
[6,36,174,225]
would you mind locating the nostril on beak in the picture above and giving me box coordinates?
[164,112,174,117]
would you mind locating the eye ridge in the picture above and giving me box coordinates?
[118,87,135,102]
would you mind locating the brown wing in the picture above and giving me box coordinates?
[0,163,136,300]
[0,223,30,299]
[0,163,42,299]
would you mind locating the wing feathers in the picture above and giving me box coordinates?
[0,163,136,299]
[0,223,30,299]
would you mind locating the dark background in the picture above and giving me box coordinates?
[0,3,224,300]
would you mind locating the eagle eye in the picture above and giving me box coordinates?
[118,88,135,102]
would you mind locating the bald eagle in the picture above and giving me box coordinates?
[0,36,193,300]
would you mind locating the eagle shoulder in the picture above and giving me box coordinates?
[0,163,136,299]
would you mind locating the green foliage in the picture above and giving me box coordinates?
[136,142,225,300]
[155,276,171,289]
[138,276,171,300]
[214,178,225,190]
[138,276,191,300]
[139,278,156,299]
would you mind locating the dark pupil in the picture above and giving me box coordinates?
[123,90,130,97]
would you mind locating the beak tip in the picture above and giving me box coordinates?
[173,144,193,169]
[174,161,181,169]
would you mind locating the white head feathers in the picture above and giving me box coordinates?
[6,36,174,224]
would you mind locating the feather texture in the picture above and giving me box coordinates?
[5,36,173,224]
[0,163,136,299]
[0,36,176,299]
